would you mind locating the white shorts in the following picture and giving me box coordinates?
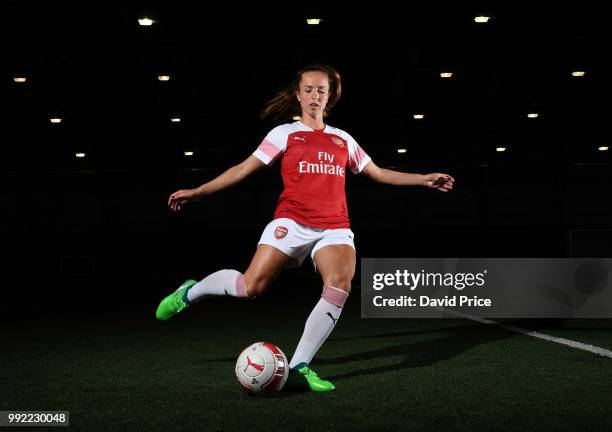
[257,218,355,271]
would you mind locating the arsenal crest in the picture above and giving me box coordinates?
[274,226,288,239]
[331,137,345,148]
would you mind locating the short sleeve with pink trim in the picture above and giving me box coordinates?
[253,125,290,165]
[345,132,371,174]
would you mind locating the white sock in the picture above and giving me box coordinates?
[186,269,249,303]
[289,286,349,369]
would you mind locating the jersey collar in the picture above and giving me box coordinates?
[296,120,328,133]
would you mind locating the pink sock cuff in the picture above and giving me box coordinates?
[321,285,349,308]
[236,274,248,298]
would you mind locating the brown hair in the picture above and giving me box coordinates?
[261,64,342,120]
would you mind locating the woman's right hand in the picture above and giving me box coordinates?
[168,188,200,211]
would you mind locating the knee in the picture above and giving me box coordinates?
[325,272,354,294]
[243,271,271,297]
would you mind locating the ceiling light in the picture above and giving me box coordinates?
[138,18,154,26]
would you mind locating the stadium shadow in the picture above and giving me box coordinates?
[319,324,517,382]
[328,326,462,341]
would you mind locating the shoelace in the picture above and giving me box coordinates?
[172,291,186,311]
[301,367,318,377]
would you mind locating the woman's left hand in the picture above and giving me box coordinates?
[423,173,455,192]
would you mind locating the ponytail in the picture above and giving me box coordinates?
[260,88,298,121]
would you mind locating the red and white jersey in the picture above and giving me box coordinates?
[253,121,371,229]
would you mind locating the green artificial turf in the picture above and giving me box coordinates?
[2,298,612,431]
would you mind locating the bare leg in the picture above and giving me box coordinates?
[243,245,293,297]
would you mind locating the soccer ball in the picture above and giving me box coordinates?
[235,342,289,396]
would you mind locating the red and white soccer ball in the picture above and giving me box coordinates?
[235,342,288,396]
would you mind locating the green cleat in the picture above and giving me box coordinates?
[155,279,197,321]
[285,363,336,392]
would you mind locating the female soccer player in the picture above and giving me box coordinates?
[157,64,454,392]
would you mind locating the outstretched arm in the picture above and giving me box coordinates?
[361,160,455,192]
[168,155,266,211]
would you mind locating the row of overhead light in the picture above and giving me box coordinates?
[153,72,588,80]
[137,17,328,27]
[136,16,495,27]
[11,69,588,85]
[42,111,548,127]
[44,115,181,125]
[287,113,607,153]
[18,104,612,159]
[53,144,612,160]
[394,145,609,154]
[41,111,549,126]
[291,113,547,121]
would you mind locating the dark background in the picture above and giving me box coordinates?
[2,1,611,304]
[2,3,612,431]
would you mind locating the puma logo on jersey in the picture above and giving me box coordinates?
[326,312,338,325]
[293,136,306,142]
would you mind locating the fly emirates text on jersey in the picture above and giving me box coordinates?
[298,151,345,177]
